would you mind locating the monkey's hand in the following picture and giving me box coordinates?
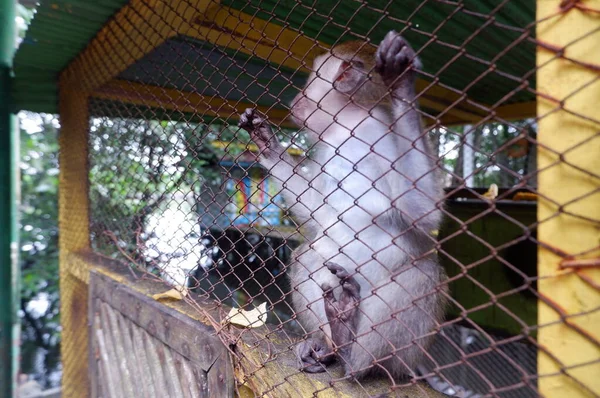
[375,31,421,90]
[295,337,335,373]
[238,108,284,160]
[322,262,361,367]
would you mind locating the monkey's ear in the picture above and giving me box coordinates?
[333,60,367,94]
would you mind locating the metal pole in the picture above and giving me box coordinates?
[0,0,19,396]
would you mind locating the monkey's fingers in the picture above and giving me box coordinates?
[340,278,361,303]
[238,108,256,129]
[376,31,420,89]
[252,114,265,126]
[321,283,335,298]
[325,261,351,281]
[391,46,413,75]
[375,31,397,72]
[254,123,274,143]
[336,280,360,324]
[376,31,395,59]
[384,34,405,66]
[296,339,332,373]
[322,283,339,320]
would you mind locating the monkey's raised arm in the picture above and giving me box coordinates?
[238,109,323,223]
[375,32,443,232]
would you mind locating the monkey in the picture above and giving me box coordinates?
[238,31,448,380]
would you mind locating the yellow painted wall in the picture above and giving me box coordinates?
[536,1,600,396]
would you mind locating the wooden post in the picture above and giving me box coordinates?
[536,1,600,397]
[58,86,91,396]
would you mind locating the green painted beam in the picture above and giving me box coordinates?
[0,0,20,396]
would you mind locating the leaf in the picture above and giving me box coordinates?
[512,192,537,201]
[152,287,188,301]
[483,183,498,200]
[223,302,268,328]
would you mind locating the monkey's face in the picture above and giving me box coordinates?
[290,45,387,138]
[290,53,345,133]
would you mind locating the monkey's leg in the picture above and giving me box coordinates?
[322,262,361,376]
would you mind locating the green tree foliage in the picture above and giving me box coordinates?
[18,113,61,387]
[436,120,537,188]
[89,118,233,265]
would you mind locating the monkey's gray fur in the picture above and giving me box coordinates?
[239,31,448,380]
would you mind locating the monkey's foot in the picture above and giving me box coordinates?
[375,31,421,89]
[322,262,361,359]
[238,108,283,158]
[296,337,335,373]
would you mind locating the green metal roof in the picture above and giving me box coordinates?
[12,0,537,116]
[12,0,127,113]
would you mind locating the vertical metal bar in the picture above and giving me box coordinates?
[0,0,19,396]
[536,1,600,397]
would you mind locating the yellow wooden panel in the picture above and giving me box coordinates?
[536,1,600,397]
[95,80,294,127]
[60,0,217,90]
[58,87,92,396]
[189,4,322,74]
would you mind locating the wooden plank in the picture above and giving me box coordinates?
[92,272,224,371]
[59,0,200,91]
[161,346,187,397]
[88,257,445,398]
[180,359,204,397]
[100,303,134,397]
[58,88,91,396]
[188,4,321,74]
[94,80,295,128]
[89,269,235,397]
[140,325,170,394]
[131,324,159,398]
[88,284,98,398]
[96,326,122,398]
[212,140,305,157]
[115,311,151,398]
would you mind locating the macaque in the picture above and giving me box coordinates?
[238,31,447,380]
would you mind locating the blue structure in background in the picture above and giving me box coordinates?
[224,164,285,228]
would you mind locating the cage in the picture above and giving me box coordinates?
[6,0,600,397]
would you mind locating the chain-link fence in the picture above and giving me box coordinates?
[56,0,600,396]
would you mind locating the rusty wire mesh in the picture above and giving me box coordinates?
[81,0,599,397]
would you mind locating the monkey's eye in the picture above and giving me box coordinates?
[352,60,364,70]
[337,60,365,82]
[337,60,366,83]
